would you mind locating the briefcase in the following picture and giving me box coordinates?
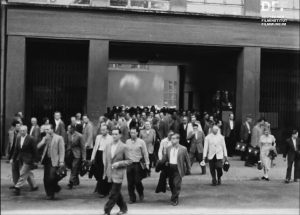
[80,160,91,177]
[248,147,259,157]
[140,157,148,179]
[223,160,230,172]
[240,143,247,152]
[257,161,263,170]
[56,165,67,181]
[235,142,242,150]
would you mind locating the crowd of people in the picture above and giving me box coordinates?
[5,106,300,215]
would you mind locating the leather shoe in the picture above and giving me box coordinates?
[12,188,20,196]
[117,210,128,215]
[261,176,266,180]
[128,200,136,204]
[46,196,54,200]
[294,179,299,182]
[139,193,144,201]
[67,183,73,189]
[31,186,38,191]
[212,182,217,186]
[55,185,61,193]
[285,179,290,183]
[265,178,270,181]
[172,200,178,206]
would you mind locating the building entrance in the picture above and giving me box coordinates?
[25,39,89,125]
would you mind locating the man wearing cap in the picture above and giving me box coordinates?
[240,115,253,164]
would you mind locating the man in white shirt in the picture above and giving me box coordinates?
[203,126,228,186]
[186,115,203,135]
[223,113,235,157]
[91,124,113,197]
[158,130,174,160]
[103,128,133,215]
[162,133,190,206]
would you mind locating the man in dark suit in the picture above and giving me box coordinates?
[103,128,133,215]
[187,124,205,174]
[156,113,169,140]
[66,125,86,189]
[54,111,66,141]
[82,114,94,160]
[223,113,236,157]
[11,125,39,195]
[29,117,41,144]
[162,133,191,206]
[240,114,253,163]
[7,120,21,188]
[284,130,300,183]
[38,124,65,200]
[179,117,188,149]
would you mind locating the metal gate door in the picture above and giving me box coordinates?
[260,51,300,148]
[25,40,88,126]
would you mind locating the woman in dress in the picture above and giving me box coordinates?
[259,128,276,181]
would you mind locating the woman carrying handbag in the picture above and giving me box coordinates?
[258,128,276,181]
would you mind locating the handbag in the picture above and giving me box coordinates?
[200,160,206,174]
[139,147,148,179]
[269,149,277,160]
[257,161,263,170]
[56,165,67,181]
[223,160,230,172]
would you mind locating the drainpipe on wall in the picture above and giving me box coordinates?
[0,0,7,158]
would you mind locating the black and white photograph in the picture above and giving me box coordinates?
[0,0,299,214]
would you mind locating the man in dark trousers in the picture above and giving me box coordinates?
[240,114,253,163]
[187,124,205,174]
[179,116,188,150]
[103,128,133,215]
[125,127,149,204]
[11,125,39,195]
[223,113,236,157]
[203,126,228,186]
[284,130,300,183]
[38,124,65,200]
[162,133,191,206]
[66,125,86,189]
[7,120,21,188]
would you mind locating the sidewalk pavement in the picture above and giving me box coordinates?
[1,156,299,215]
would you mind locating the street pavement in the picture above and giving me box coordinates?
[1,156,299,215]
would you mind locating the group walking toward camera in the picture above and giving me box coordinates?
[6,107,300,215]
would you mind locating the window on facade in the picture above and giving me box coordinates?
[164,80,177,107]
[110,0,170,10]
